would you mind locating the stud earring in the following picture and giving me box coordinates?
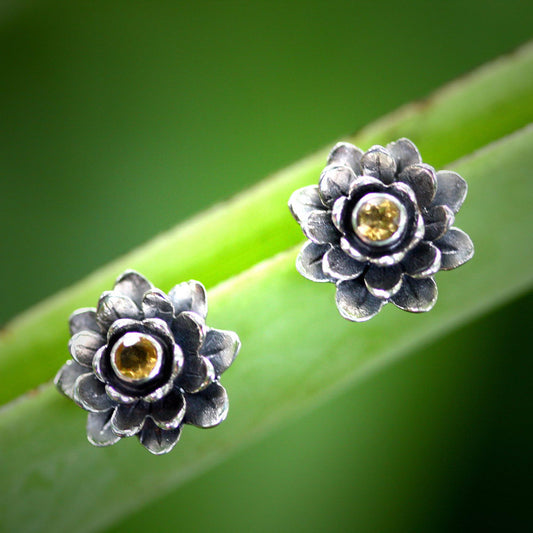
[288,138,474,322]
[55,270,240,454]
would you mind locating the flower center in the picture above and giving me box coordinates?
[110,332,163,383]
[352,193,407,246]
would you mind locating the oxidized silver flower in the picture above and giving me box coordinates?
[55,270,240,454]
[289,139,474,321]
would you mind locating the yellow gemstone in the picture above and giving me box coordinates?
[354,195,401,243]
[112,332,161,381]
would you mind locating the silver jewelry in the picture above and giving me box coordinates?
[55,270,241,454]
[288,138,474,321]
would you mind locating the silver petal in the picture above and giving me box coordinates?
[360,146,397,184]
[200,328,241,376]
[172,311,206,356]
[183,382,229,428]
[143,380,175,403]
[391,276,438,312]
[402,242,442,278]
[348,175,384,196]
[69,308,99,335]
[142,289,174,322]
[86,411,121,447]
[323,246,365,281]
[54,360,89,400]
[111,402,148,437]
[92,346,107,382]
[331,196,348,232]
[327,142,363,174]
[424,205,455,242]
[288,185,325,224]
[364,264,403,299]
[113,270,153,307]
[139,418,182,455]
[68,330,105,367]
[386,138,422,173]
[105,384,137,404]
[74,373,115,413]
[149,388,186,430]
[398,163,437,208]
[435,227,474,270]
[176,356,215,393]
[96,291,142,331]
[296,241,332,282]
[433,170,467,213]
[168,280,208,319]
[301,210,339,244]
[142,317,175,346]
[319,165,355,206]
[335,278,384,322]
[340,237,369,263]
[106,318,142,342]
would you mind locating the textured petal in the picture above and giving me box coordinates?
[364,264,403,299]
[69,308,99,335]
[327,142,363,174]
[433,170,467,213]
[402,242,442,278]
[105,384,136,405]
[113,270,153,307]
[386,138,422,173]
[139,418,182,455]
[200,328,241,376]
[96,292,142,330]
[398,163,437,208]
[142,289,174,322]
[168,280,207,319]
[319,165,355,206]
[54,360,89,400]
[296,241,332,282]
[360,146,397,184]
[142,317,175,347]
[177,356,215,393]
[86,411,121,447]
[92,346,106,381]
[331,195,348,232]
[301,210,339,244]
[150,389,186,430]
[424,205,455,241]
[435,227,474,270]
[184,382,229,428]
[348,175,384,195]
[172,311,206,356]
[288,185,325,224]
[340,237,369,263]
[106,318,141,342]
[111,402,148,437]
[74,373,115,412]
[323,246,365,281]
[391,277,438,312]
[68,330,105,367]
[335,278,384,322]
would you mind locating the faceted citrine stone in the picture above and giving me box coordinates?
[353,193,404,245]
[112,332,161,382]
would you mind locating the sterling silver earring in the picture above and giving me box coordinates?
[289,138,474,321]
[55,270,240,455]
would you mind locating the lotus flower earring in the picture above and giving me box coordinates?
[55,270,240,454]
[289,138,474,321]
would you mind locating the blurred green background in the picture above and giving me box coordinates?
[0,1,532,531]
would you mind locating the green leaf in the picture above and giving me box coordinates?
[1,124,532,533]
[1,43,533,406]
